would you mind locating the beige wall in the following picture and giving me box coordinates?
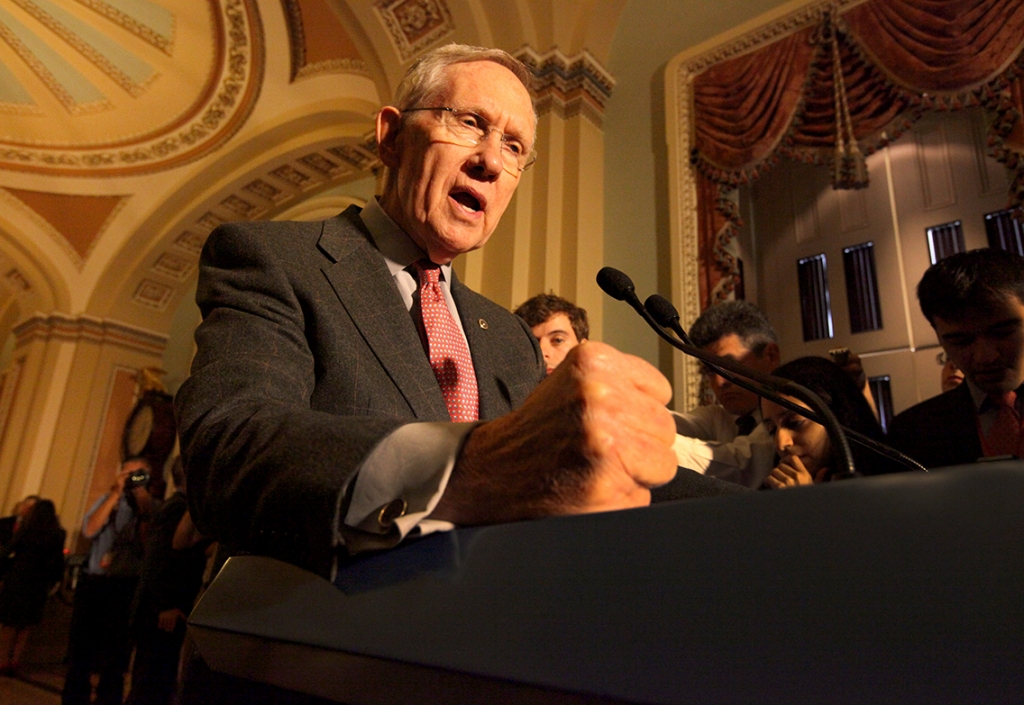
[751,108,1011,414]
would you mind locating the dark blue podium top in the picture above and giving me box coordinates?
[189,461,1024,704]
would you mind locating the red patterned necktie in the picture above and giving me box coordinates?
[413,260,479,422]
[986,390,1023,457]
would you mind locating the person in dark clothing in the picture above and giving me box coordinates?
[761,356,895,487]
[888,248,1024,468]
[62,457,162,705]
[0,499,65,676]
[0,495,39,548]
[126,460,209,705]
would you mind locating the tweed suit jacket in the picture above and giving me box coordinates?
[175,206,545,576]
[887,382,983,470]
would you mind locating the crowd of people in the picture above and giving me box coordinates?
[516,243,1024,491]
[0,455,211,705]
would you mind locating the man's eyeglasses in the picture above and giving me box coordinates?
[402,107,537,173]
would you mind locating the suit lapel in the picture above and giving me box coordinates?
[317,209,450,420]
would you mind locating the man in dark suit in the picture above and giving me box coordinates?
[174,44,684,583]
[888,248,1024,469]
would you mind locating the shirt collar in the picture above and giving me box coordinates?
[359,197,454,283]
[969,378,1024,413]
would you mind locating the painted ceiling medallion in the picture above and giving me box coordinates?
[0,0,263,175]
[374,0,453,61]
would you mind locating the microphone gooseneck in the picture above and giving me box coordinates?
[601,269,926,475]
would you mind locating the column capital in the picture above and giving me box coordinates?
[13,313,167,355]
[515,46,616,128]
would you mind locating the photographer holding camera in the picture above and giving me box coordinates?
[63,457,163,705]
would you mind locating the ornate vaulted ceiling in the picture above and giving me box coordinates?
[0,0,623,351]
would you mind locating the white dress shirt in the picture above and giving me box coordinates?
[338,199,476,553]
[671,405,776,489]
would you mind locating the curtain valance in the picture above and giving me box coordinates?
[691,0,1024,306]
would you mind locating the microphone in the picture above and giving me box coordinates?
[596,267,637,303]
[645,294,693,346]
[599,268,927,474]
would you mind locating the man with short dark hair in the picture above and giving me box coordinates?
[668,301,780,488]
[514,293,589,374]
[889,248,1024,468]
[687,301,781,428]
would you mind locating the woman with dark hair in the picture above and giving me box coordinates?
[762,356,889,488]
[0,498,66,676]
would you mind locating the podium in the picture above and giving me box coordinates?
[189,462,1024,704]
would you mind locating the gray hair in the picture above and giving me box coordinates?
[393,44,535,113]
[381,44,537,195]
[689,300,778,355]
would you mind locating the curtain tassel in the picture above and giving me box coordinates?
[823,7,869,190]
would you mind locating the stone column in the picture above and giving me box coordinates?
[0,314,167,545]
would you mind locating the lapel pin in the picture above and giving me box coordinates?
[478,318,489,330]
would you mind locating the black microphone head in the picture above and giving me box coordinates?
[596,267,635,301]
[645,294,680,328]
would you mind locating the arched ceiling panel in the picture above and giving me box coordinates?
[3,188,127,263]
[283,0,367,80]
[0,221,67,315]
[0,0,263,176]
[88,107,381,328]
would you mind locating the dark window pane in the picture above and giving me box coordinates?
[926,220,964,264]
[797,254,834,342]
[984,209,1024,256]
[843,242,883,334]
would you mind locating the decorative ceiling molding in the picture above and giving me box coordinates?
[374,0,454,62]
[14,0,159,99]
[14,311,167,353]
[282,0,367,81]
[2,187,128,267]
[131,279,174,311]
[516,46,616,130]
[3,267,32,297]
[0,3,110,115]
[73,0,175,54]
[678,0,867,76]
[0,0,265,176]
[129,134,381,313]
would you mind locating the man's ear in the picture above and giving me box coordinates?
[376,106,403,169]
[762,342,781,369]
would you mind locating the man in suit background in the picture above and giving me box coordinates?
[175,44,685,586]
[889,248,1024,468]
[669,301,780,489]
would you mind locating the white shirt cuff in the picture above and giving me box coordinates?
[338,421,478,552]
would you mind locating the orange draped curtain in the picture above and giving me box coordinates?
[691,0,1024,307]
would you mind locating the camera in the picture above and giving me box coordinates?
[127,469,150,487]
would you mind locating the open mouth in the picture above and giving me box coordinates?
[451,189,483,213]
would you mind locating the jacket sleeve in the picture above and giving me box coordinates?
[174,223,406,577]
